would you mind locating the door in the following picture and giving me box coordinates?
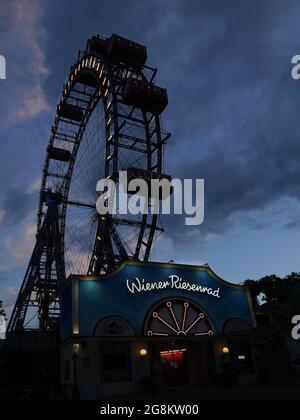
[160,348,189,387]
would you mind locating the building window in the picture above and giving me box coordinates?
[224,319,250,336]
[95,317,134,337]
[100,342,132,383]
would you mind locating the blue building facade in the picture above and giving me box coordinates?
[61,262,257,398]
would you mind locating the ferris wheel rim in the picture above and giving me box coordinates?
[37,35,170,278]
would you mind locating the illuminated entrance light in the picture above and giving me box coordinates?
[73,343,80,354]
[223,347,230,354]
[139,348,148,358]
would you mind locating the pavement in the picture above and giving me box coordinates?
[102,383,300,401]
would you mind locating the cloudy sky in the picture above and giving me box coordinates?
[1,0,300,315]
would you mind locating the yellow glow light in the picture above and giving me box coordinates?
[139,348,148,358]
[73,343,80,355]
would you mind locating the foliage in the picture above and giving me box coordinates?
[245,272,300,308]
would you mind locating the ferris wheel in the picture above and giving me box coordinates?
[8,34,171,332]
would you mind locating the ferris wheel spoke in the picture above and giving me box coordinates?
[66,200,96,210]
[68,177,97,204]
[73,152,100,196]
[75,138,104,184]
[72,125,104,189]
[65,214,96,274]
[65,232,84,272]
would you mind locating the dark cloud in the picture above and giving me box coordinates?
[0,270,6,282]
[36,0,300,247]
[284,219,300,230]
[2,189,36,226]
[3,0,300,310]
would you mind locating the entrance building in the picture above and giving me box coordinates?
[61,261,257,399]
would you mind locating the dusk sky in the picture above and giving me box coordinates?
[1,0,300,316]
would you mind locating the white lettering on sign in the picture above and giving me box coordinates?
[126,274,221,299]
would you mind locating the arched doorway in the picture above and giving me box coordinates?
[144,298,216,387]
[95,317,134,385]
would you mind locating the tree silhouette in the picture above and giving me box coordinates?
[245,272,300,308]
